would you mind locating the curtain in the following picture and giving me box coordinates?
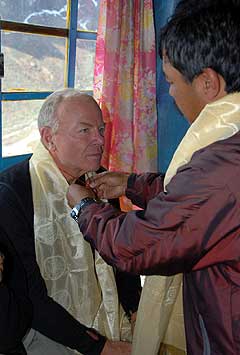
[94,0,157,175]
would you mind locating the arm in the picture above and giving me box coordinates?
[77,163,238,275]
[0,185,106,355]
[88,172,164,209]
[0,273,130,355]
[0,284,31,353]
[0,236,32,354]
[126,173,165,209]
[29,266,106,354]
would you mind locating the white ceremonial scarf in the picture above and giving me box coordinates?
[132,93,240,355]
[30,143,131,354]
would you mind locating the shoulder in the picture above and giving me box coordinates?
[180,133,240,187]
[0,159,33,223]
[0,159,31,196]
[166,133,240,199]
[0,159,30,186]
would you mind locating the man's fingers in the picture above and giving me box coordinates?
[96,188,105,199]
[87,172,108,187]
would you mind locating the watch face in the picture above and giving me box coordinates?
[70,206,81,221]
[70,198,97,222]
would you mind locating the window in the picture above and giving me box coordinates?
[0,0,99,170]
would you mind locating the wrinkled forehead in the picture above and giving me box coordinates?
[57,95,103,125]
[61,94,99,110]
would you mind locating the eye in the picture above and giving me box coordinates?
[79,127,90,134]
[98,125,105,137]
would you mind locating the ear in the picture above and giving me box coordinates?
[39,126,56,152]
[197,68,226,102]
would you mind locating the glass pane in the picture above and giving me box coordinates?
[77,0,100,31]
[2,31,66,92]
[75,39,96,91]
[0,0,67,28]
[2,100,43,157]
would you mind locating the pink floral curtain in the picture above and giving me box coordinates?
[94,0,158,175]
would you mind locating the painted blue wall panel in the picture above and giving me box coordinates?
[2,92,52,101]
[67,0,78,87]
[77,32,96,40]
[153,0,189,173]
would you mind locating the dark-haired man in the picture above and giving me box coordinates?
[68,1,240,354]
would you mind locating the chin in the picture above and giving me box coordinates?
[87,161,101,172]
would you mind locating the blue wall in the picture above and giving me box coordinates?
[153,0,189,173]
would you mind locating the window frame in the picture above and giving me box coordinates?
[0,0,97,170]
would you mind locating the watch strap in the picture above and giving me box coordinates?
[71,197,97,221]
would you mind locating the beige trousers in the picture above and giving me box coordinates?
[23,329,74,355]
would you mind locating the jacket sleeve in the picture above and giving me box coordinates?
[0,284,31,353]
[126,173,165,209]
[78,162,238,276]
[0,184,106,355]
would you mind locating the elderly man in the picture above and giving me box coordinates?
[0,89,141,354]
[67,1,240,354]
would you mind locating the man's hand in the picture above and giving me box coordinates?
[101,340,131,355]
[87,172,130,199]
[67,184,95,208]
[0,253,4,283]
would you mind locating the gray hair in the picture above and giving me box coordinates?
[38,88,98,133]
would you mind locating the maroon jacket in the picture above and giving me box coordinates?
[78,132,240,354]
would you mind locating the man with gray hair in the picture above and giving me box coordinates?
[0,89,141,354]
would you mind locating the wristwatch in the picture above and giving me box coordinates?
[70,197,97,222]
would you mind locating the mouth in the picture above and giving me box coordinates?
[87,153,102,158]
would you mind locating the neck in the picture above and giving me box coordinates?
[58,166,80,184]
[49,152,84,184]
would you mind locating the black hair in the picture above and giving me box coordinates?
[174,0,240,17]
[160,0,240,93]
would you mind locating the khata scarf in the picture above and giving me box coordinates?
[30,143,131,354]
